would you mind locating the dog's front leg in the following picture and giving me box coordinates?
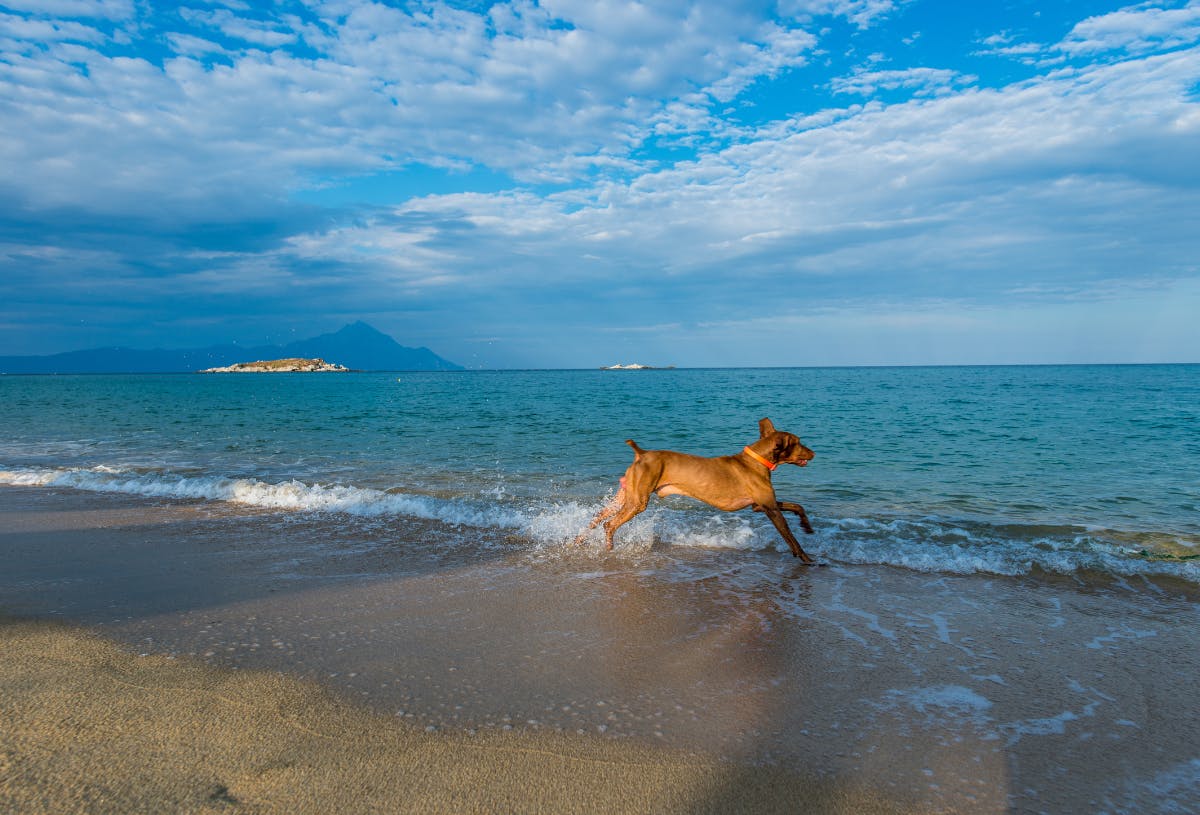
[757,504,815,563]
[777,500,815,535]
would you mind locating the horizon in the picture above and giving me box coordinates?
[2,1,1198,368]
[7,364,1200,374]
[2,320,1196,370]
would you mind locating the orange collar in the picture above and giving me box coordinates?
[743,446,777,471]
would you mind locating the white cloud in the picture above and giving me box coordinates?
[0,12,107,44]
[177,7,299,48]
[972,31,1048,63]
[293,44,1200,327]
[780,0,901,29]
[0,0,133,21]
[165,32,232,58]
[0,0,832,212]
[1060,1,1200,55]
[831,66,976,96]
[979,2,1200,65]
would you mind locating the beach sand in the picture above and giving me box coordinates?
[1,617,913,815]
[2,486,1198,813]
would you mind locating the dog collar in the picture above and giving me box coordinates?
[743,446,777,471]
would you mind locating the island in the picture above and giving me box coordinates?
[199,357,349,373]
[600,363,675,370]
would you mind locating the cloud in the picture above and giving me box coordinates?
[830,66,976,96]
[976,2,1200,66]
[263,41,1199,361]
[1059,1,1200,55]
[780,0,902,29]
[0,11,108,44]
[972,32,1048,63]
[0,0,829,222]
[0,0,133,21]
[177,7,300,48]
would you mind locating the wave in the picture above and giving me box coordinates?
[814,516,1200,583]
[0,464,528,529]
[3,464,1197,584]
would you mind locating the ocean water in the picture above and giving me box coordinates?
[2,365,1198,583]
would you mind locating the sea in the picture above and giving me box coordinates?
[2,365,1198,583]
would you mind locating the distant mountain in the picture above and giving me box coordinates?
[0,321,463,373]
[275,322,461,372]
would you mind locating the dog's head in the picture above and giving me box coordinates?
[758,417,815,467]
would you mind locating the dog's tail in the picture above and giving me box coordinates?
[625,439,644,460]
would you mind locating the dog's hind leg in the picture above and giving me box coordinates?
[587,485,625,529]
[573,480,626,545]
[602,493,649,551]
[601,473,653,551]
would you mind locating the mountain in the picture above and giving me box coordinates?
[275,322,460,372]
[0,321,463,373]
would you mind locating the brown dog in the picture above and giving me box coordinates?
[578,418,817,562]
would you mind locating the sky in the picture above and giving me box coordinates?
[1,0,1198,369]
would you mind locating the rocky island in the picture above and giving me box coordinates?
[600,363,675,370]
[200,357,349,373]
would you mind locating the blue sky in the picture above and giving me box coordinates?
[2,0,1198,368]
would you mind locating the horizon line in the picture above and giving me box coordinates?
[4,361,1198,376]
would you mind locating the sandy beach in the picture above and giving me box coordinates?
[2,617,916,815]
[3,485,1199,813]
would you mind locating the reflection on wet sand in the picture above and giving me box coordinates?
[82,555,1017,811]
[590,561,809,755]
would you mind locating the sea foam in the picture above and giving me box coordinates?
[3,464,1198,584]
[0,465,525,529]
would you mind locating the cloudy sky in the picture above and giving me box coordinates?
[2,0,1198,368]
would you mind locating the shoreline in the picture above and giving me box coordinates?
[3,485,1199,812]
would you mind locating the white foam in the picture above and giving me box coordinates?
[894,685,993,715]
[4,463,1199,584]
[1112,758,1200,814]
[0,468,61,486]
[0,465,526,530]
[999,710,1079,745]
[875,684,994,730]
[812,516,1200,583]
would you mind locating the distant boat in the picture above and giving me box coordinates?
[600,363,675,370]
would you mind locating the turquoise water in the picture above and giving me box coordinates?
[2,365,1198,580]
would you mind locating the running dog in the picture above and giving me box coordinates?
[577,418,816,562]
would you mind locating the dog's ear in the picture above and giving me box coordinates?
[758,417,776,438]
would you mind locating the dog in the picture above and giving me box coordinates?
[577,418,817,562]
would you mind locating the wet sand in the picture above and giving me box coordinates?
[3,486,1199,813]
[2,617,914,815]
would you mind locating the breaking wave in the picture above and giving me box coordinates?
[0,464,528,529]
[3,464,1197,584]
